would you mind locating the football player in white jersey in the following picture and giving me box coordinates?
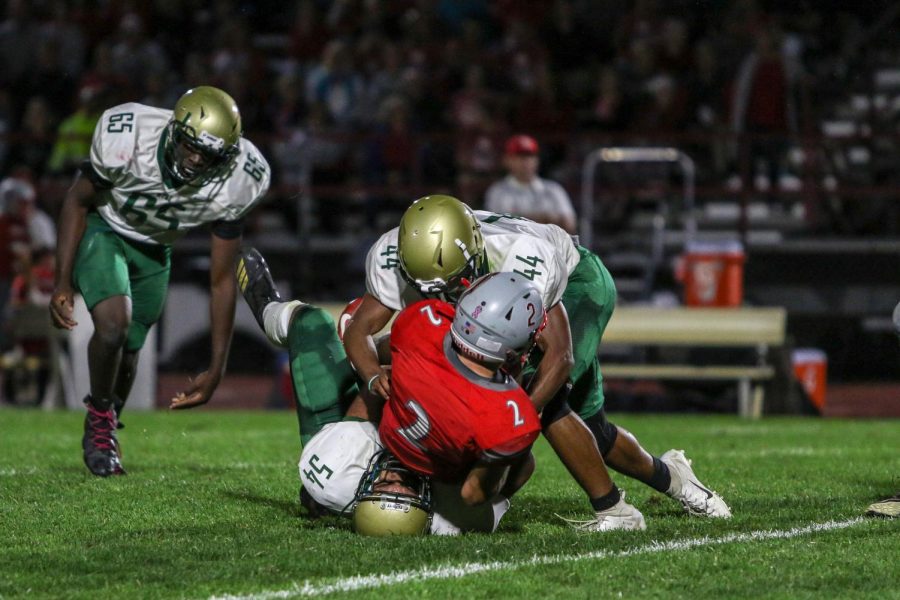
[343,195,731,530]
[49,86,271,477]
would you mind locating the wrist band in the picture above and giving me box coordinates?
[366,373,380,393]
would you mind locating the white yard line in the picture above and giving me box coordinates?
[0,467,37,476]
[210,517,866,600]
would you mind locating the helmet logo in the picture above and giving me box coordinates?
[198,130,225,151]
[476,336,503,352]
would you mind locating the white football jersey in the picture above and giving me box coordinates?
[88,102,270,245]
[298,420,504,534]
[366,211,581,310]
[299,420,381,514]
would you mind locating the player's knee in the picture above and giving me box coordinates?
[93,318,130,349]
[540,383,573,431]
[583,410,618,456]
[460,479,489,507]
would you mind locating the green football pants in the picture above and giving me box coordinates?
[73,213,171,352]
[286,305,359,446]
[525,246,616,419]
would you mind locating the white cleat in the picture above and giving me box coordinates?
[563,493,647,532]
[662,449,732,518]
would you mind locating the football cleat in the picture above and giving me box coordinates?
[562,493,647,532]
[82,401,126,477]
[866,493,899,518]
[662,449,731,518]
[236,246,282,329]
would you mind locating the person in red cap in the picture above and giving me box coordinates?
[484,134,577,233]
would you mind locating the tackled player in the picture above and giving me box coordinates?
[50,87,270,476]
[237,246,545,535]
[343,195,731,530]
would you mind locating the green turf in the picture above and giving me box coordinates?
[0,409,897,599]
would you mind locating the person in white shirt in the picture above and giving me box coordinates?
[484,134,577,234]
[0,177,56,251]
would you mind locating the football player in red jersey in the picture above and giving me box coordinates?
[237,246,548,534]
[379,272,543,507]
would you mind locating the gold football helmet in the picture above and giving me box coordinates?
[351,451,432,537]
[397,195,487,301]
[164,86,242,184]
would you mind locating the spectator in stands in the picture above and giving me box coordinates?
[686,40,730,180]
[38,0,87,77]
[0,90,11,170]
[632,74,689,133]
[449,65,493,131]
[361,39,404,116]
[0,177,55,251]
[3,246,56,406]
[79,42,128,106]
[9,246,55,310]
[47,84,104,176]
[110,12,169,95]
[0,177,32,349]
[305,40,365,129]
[584,66,633,132]
[288,0,329,66]
[0,0,40,92]
[23,38,76,119]
[729,22,803,192]
[454,100,506,206]
[8,96,56,178]
[483,134,577,233]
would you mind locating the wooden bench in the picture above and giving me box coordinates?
[601,307,787,418]
[321,303,786,418]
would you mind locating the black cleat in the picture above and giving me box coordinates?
[82,401,126,477]
[236,246,282,329]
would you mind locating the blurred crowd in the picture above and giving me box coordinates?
[0,1,886,215]
[0,1,895,391]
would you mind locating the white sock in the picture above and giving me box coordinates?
[262,300,305,347]
[492,495,511,531]
[429,512,462,536]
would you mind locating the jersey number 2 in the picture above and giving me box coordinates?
[506,399,526,427]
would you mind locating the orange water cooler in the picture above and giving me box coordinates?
[792,348,828,412]
[681,241,746,307]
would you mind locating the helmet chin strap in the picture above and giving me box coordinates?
[454,238,473,261]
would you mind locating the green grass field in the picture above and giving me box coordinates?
[0,409,897,599]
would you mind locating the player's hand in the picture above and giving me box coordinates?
[170,370,221,410]
[369,367,391,400]
[49,286,77,330]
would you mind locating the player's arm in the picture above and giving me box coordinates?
[525,302,574,410]
[50,172,97,330]
[461,442,535,506]
[170,228,241,409]
[343,293,395,400]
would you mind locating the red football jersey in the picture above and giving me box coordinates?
[379,299,541,482]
